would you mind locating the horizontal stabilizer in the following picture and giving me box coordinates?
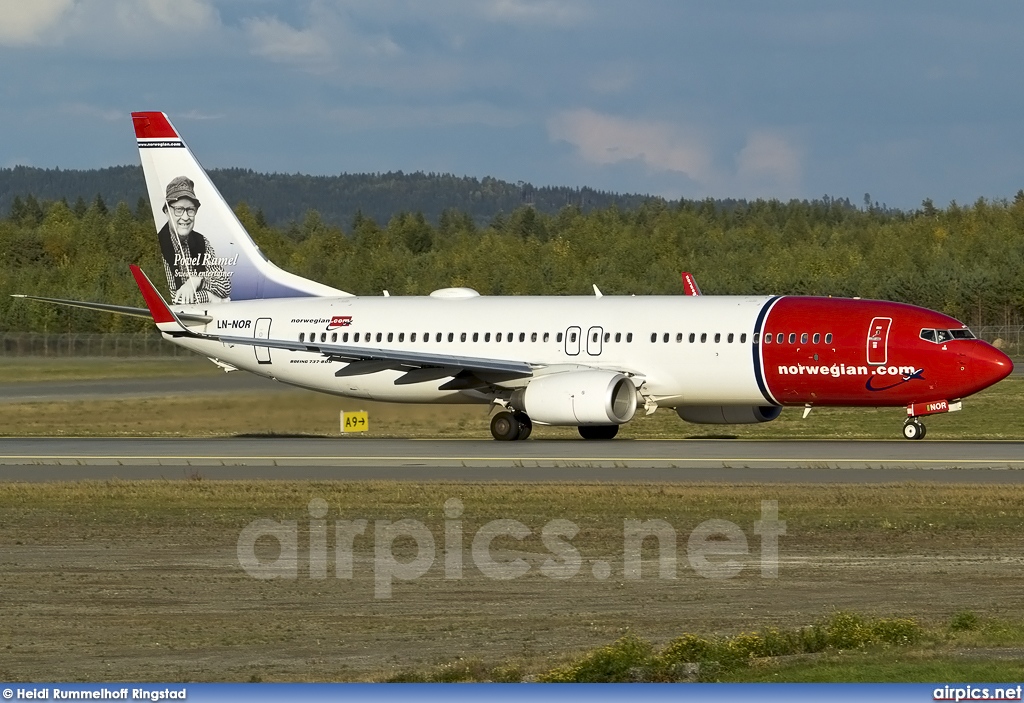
[129,264,195,333]
[11,293,211,323]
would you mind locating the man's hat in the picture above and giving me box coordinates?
[164,176,201,207]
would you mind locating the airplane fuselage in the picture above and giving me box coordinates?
[173,293,1009,409]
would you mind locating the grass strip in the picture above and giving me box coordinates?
[386,611,1024,682]
[0,376,1021,439]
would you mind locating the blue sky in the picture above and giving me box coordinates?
[2,0,1023,209]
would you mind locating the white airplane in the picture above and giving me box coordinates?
[15,112,1014,441]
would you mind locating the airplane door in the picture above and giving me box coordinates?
[254,317,272,364]
[587,326,603,356]
[866,317,891,366]
[565,326,581,356]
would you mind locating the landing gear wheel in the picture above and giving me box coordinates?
[490,411,521,441]
[513,412,533,441]
[902,418,926,440]
[578,425,619,440]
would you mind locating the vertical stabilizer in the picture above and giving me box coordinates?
[132,111,349,302]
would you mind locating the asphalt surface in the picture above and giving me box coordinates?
[1,437,1022,482]
[0,372,289,403]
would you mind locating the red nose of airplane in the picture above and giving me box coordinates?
[973,343,1014,389]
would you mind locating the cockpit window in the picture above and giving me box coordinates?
[921,328,975,344]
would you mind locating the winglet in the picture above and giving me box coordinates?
[681,272,702,296]
[129,264,187,331]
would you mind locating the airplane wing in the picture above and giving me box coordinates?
[127,266,534,387]
[216,332,534,377]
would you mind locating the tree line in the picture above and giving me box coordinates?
[2,191,1022,334]
[0,166,659,230]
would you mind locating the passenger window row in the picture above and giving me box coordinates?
[760,332,834,345]
[650,332,748,344]
[297,329,838,347]
[297,331,638,344]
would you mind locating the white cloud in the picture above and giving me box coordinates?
[482,0,584,26]
[243,15,333,63]
[587,64,634,95]
[0,0,222,51]
[241,6,405,71]
[60,103,122,122]
[549,109,806,198]
[178,110,225,121]
[131,0,219,31]
[0,0,74,46]
[328,102,527,130]
[547,109,715,184]
[735,131,803,196]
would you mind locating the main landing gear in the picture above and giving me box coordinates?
[578,425,619,440]
[489,411,619,441]
[490,411,533,441]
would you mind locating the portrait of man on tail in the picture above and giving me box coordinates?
[157,175,232,304]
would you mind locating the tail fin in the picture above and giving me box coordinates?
[132,112,350,302]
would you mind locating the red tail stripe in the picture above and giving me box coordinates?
[129,265,176,324]
[131,111,178,139]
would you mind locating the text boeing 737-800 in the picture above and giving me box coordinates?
[14,112,1014,441]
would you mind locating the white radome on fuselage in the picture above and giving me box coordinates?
[177,294,773,406]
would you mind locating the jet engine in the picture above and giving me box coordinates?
[513,370,638,425]
[675,405,782,424]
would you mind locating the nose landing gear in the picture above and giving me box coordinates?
[902,399,962,440]
[902,418,926,440]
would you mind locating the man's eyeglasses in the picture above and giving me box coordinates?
[171,206,197,217]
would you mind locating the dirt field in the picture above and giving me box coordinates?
[1,482,1023,681]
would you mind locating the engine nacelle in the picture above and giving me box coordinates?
[675,405,782,424]
[513,370,637,426]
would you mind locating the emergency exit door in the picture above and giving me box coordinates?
[565,326,581,356]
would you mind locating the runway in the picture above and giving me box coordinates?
[1,437,1023,482]
[0,372,286,403]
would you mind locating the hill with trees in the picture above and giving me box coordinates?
[0,166,663,229]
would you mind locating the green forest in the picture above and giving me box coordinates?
[0,166,655,229]
[2,190,1023,334]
